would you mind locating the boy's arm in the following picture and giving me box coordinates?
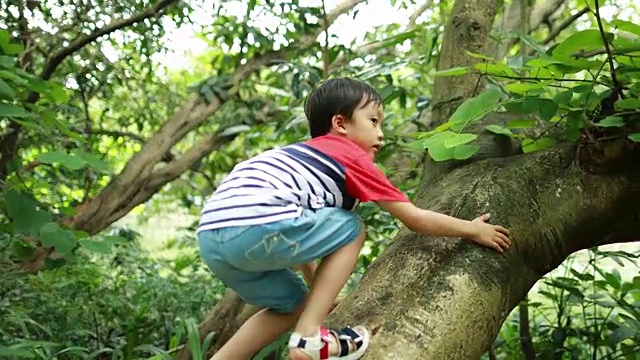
[377,200,511,253]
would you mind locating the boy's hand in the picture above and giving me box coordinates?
[469,213,511,253]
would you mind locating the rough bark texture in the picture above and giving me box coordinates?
[326,146,638,359]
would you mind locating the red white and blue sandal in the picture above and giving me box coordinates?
[288,325,370,360]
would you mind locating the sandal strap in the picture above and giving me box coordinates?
[288,328,331,360]
[330,326,365,357]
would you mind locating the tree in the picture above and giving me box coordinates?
[2,0,638,358]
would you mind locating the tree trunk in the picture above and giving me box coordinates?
[192,0,640,358]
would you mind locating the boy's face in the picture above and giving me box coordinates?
[330,97,385,158]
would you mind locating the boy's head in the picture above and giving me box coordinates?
[304,77,385,157]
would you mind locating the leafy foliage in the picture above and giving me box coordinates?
[421,12,640,161]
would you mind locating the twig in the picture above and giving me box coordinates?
[593,0,619,88]
[542,6,589,45]
[519,297,536,360]
[321,0,330,78]
[574,45,640,58]
[41,0,178,80]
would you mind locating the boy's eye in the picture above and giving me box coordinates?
[371,118,378,124]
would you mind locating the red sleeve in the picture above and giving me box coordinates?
[305,134,409,203]
[345,156,409,203]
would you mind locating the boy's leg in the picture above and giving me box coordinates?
[199,226,311,360]
[289,223,366,360]
[199,208,367,359]
[211,304,305,360]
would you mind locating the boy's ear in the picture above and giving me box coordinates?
[330,114,348,134]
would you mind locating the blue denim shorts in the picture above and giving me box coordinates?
[197,207,363,313]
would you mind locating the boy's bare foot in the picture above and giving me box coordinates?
[288,326,369,360]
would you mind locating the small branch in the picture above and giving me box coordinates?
[321,0,330,78]
[541,6,589,45]
[407,0,433,30]
[519,297,536,360]
[593,0,619,88]
[488,346,497,360]
[574,45,640,58]
[328,0,430,72]
[41,0,178,80]
[85,129,146,143]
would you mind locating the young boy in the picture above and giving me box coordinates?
[196,77,511,360]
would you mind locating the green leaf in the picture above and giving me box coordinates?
[566,111,586,141]
[448,88,502,130]
[428,143,455,162]
[552,29,610,61]
[0,56,13,68]
[72,149,111,173]
[434,67,470,77]
[522,98,542,114]
[571,84,594,93]
[522,137,556,153]
[539,99,559,121]
[1,43,24,55]
[79,239,112,254]
[421,130,456,148]
[519,35,549,55]
[11,239,36,261]
[615,98,640,110]
[47,82,70,103]
[505,82,546,94]
[0,346,33,358]
[0,102,31,118]
[507,119,536,129]
[40,222,77,255]
[37,151,87,170]
[610,19,640,36]
[611,326,636,343]
[465,51,494,61]
[475,63,518,77]
[453,144,480,160]
[486,125,514,136]
[4,189,52,235]
[554,90,573,104]
[443,133,478,148]
[0,79,14,98]
[628,133,640,142]
[596,116,624,127]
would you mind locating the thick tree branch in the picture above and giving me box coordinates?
[326,145,639,359]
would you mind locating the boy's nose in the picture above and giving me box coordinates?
[377,128,384,140]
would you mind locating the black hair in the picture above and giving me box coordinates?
[304,77,382,138]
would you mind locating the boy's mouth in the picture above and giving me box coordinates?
[372,144,381,153]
